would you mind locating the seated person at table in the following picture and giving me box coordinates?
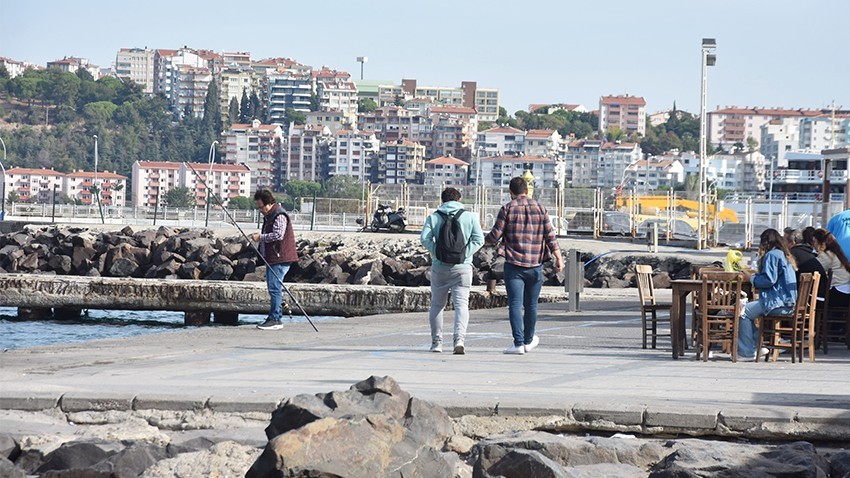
[738,229,798,362]
[787,228,827,299]
[813,228,850,308]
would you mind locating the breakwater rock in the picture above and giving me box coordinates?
[0,226,702,288]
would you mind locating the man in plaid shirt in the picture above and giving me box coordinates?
[486,177,563,354]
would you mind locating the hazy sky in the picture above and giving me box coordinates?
[2,0,847,115]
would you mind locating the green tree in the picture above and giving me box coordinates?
[309,91,320,112]
[605,127,626,142]
[358,98,377,113]
[239,89,251,123]
[249,91,262,120]
[41,70,81,107]
[284,180,322,198]
[746,136,759,152]
[82,101,118,126]
[163,186,195,208]
[202,79,222,136]
[6,190,20,203]
[322,175,362,199]
[228,195,254,209]
[284,108,306,125]
[228,97,240,125]
[7,75,40,105]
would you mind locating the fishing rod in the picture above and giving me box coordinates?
[184,161,318,332]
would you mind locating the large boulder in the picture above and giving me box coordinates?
[141,441,259,478]
[92,443,166,478]
[36,442,113,473]
[108,258,139,278]
[0,456,25,478]
[247,376,453,478]
[0,434,20,461]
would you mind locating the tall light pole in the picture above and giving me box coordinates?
[698,38,717,250]
[0,136,6,220]
[204,140,219,228]
[93,135,104,224]
[356,56,368,80]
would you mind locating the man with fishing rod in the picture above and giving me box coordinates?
[251,189,299,330]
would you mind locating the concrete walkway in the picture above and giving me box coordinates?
[2,288,849,438]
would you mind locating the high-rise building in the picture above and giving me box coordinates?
[428,106,478,161]
[153,48,207,105]
[266,73,312,125]
[377,79,500,122]
[564,139,602,187]
[375,140,425,184]
[172,65,212,118]
[327,130,379,182]
[282,125,331,183]
[356,106,431,144]
[424,156,469,187]
[223,120,283,191]
[476,126,527,157]
[220,66,261,119]
[115,48,155,94]
[599,95,647,136]
[317,80,358,125]
[707,107,825,148]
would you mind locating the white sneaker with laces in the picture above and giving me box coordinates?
[525,335,540,352]
[430,342,442,353]
[453,341,465,355]
[504,344,526,355]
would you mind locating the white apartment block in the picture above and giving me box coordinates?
[623,159,685,191]
[221,51,252,68]
[377,79,500,122]
[800,116,850,152]
[424,156,469,187]
[707,107,825,148]
[306,111,350,134]
[132,161,182,208]
[598,142,642,189]
[473,156,564,189]
[64,171,127,207]
[599,95,646,136]
[311,67,351,90]
[153,48,207,101]
[356,106,431,145]
[428,106,478,161]
[283,125,331,183]
[525,130,562,157]
[317,80,358,124]
[46,57,100,78]
[115,48,155,94]
[181,164,251,207]
[0,57,27,78]
[376,140,425,184]
[223,120,283,191]
[172,65,212,118]
[564,139,602,188]
[220,66,261,116]
[266,73,312,125]
[477,126,526,157]
[1,168,66,204]
[327,130,379,182]
[760,117,801,166]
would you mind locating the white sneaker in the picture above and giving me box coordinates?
[430,342,442,353]
[525,335,540,352]
[504,344,526,355]
[453,341,465,355]
[736,354,756,362]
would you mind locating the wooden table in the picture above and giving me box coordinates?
[670,278,753,359]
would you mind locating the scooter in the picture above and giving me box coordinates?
[356,204,408,232]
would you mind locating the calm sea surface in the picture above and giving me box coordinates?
[0,307,337,350]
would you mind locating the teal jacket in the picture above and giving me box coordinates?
[420,201,484,269]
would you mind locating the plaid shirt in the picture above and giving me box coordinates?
[485,196,559,268]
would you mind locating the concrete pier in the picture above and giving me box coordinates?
[0,274,566,320]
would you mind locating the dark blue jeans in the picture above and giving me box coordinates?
[504,263,543,347]
[266,262,291,320]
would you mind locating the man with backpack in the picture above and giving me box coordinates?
[420,187,485,354]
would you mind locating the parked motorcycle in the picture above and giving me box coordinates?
[356,204,407,232]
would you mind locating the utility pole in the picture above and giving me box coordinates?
[0,136,6,221]
[698,38,717,250]
[356,56,368,81]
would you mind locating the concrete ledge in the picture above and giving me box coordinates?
[206,396,282,414]
[133,394,209,412]
[0,393,61,411]
[571,402,645,426]
[645,404,720,432]
[61,393,135,412]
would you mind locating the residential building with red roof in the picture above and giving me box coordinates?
[377,79,500,122]
[424,155,468,186]
[472,155,565,189]
[282,125,332,183]
[223,120,283,191]
[708,106,827,148]
[153,47,208,106]
[317,80,358,124]
[1,168,66,204]
[328,130,379,182]
[172,65,212,118]
[623,158,685,191]
[525,130,562,157]
[428,106,478,161]
[131,160,249,207]
[46,56,99,78]
[0,168,127,206]
[0,57,27,78]
[63,171,128,206]
[599,95,647,136]
[132,161,182,207]
[375,139,426,184]
[115,48,155,94]
[477,126,527,157]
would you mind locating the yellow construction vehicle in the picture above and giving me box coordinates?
[615,195,739,232]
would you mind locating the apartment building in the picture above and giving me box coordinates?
[525,130,562,157]
[760,118,801,165]
[222,120,283,191]
[356,106,431,144]
[266,73,312,124]
[622,158,685,191]
[220,66,261,115]
[282,125,331,183]
[172,65,212,118]
[221,51,252,68]
[477,126,526,157]
[131,161,249,207]
[115,48,155,93]
[64,171,128,206]
[306,111,349,134]
[252,57,311,77]
[598,142,642,189]
[327,130,379,182]
[375,140,425,184]
[528,103,587,114]
[707,107,826,148]
[1,168,65,204]
[429,106,478,161]
[564,139,602,187]
[800,116,850,151]
[181,163,251,207]
[769,151,846,200]
[474,155,564,188]
[377,79,500,122]
[153,48,208,103]
[46,57,99,78]
[132,161,182,207]
[424,156,469,187]
[0,57,26,78]
[317,80,358,124]
[311,67,351,89]
[599,95,646,136]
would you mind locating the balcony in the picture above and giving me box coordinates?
[772,169,848,184]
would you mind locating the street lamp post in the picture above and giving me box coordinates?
[768,155,776,227]
[0,136,6,221]
[93,135,105,224]
[204,140,219,228]
[698,38,717,250]
[356,56,368,81]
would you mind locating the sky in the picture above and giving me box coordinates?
[1,0,848,115]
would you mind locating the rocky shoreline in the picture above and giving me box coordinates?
[1,377,848,477]
[0,226,703,289]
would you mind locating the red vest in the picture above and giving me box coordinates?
[262,205,298,265]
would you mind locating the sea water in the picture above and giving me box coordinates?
[0,308,337,350]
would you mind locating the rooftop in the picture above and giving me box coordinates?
[601,95,646,106]
[427,156,468,166]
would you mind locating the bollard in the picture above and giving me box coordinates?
[213,311,239,326]
[564,249,583,312]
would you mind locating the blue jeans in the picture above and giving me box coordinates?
[266,262,291,321]
[738,300,792,358]
[504,263,543,346]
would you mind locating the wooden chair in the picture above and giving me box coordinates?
[818,271,850,353]
[691,266,724,347]
[635,264,672,349]
[799,272,822,362]
[757,273,817,363]
[694,271,743,362]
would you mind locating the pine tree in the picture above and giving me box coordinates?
[249,92,261,121]
[228,97,240,125]
[239,88,251,123]
[202,79,222,136]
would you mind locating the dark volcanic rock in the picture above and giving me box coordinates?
[0,456,25,478]
[36,442,112,473]
[108,258,139,278]
[91,443,165,477]
[0,433,20,461]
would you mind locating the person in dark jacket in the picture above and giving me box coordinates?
[787,228,827,298]
[251,189,298,330]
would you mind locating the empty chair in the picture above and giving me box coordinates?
[694,271,744,362]
[818,271,850,353]
[635,264,672,349]
[758,273,817,363]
